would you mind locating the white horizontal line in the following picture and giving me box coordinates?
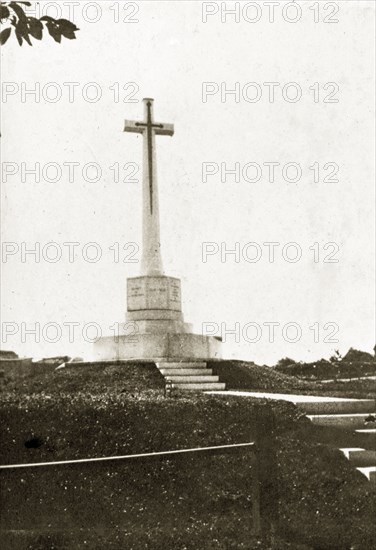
[0,442,255,470]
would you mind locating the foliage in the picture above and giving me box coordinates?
[276,357,297,369]
[0,1,79,46]
[329,349,342,363]
[274,355,376,382]
[342,347,375,363]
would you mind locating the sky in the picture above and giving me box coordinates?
[1,0,375,365]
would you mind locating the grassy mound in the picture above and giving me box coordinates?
[1,363,375,549]
[209,360,376,398]
[1,361,165,396]
[209,361,310,392]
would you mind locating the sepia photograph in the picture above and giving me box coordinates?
[1,1,375,548]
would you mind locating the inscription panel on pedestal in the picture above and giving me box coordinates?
[127,280,147,310]
[127,276,182,311]
[168,279,181,308]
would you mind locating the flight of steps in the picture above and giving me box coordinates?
[156,361,226,391]
[304,398,376,483]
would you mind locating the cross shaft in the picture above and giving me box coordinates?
[123,98,174,276]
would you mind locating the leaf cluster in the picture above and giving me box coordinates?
[0,1,79,46]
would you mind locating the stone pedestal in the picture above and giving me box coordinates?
[127,276,182,315]
[93,275,222,362]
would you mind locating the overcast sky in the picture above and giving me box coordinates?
[1,1,375,364]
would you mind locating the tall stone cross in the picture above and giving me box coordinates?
[124,98,174,276]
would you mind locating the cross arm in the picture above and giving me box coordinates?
[154,123,174,136]
[124,120,144,134]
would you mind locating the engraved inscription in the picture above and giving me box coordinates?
[127,277,182,312]
[169,280,181,307]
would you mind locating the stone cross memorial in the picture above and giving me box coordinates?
[94,98,222,362]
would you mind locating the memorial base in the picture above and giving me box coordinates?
[93,274,222,362]
[93,332,222,362]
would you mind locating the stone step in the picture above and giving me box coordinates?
[356,466,376,483]
[157,362,207,369]
[297,399,375,415]
[172,382,226,391]
[340,447,365,458]
[340,448,376,467]
[166,375,219,383]
[160,368,212,376]
[307,413,376,429]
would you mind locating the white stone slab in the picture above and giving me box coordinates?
[166,375,219,383]
[127,309,183,321]
[206,391,375,414]
[160,369,212,376]
[93,333,222,361]
[206,391,370,403]
[158,362,207,368]
[172,382,226,391]
[307,414,375,429]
